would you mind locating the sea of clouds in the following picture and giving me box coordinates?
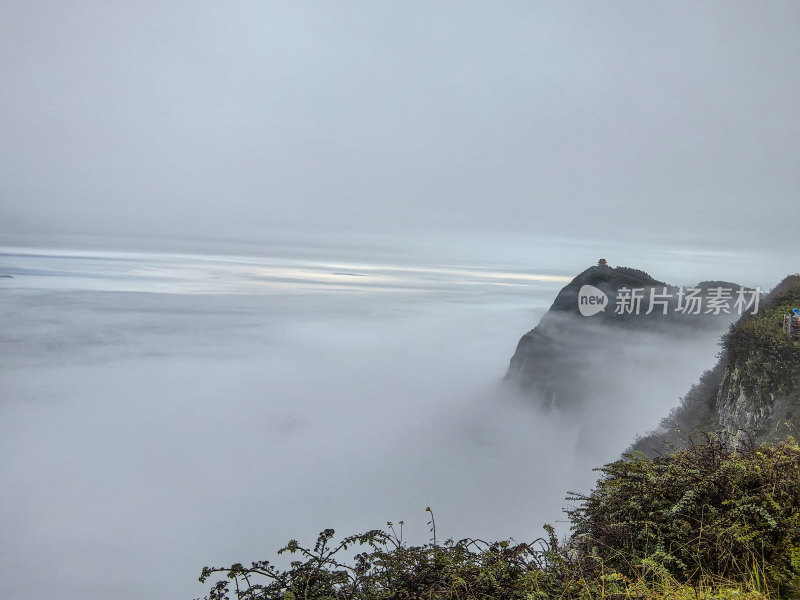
[0,245,756,599]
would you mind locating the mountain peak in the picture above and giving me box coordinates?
[505,263,744,408]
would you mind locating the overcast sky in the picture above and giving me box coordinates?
[1,1,798,254]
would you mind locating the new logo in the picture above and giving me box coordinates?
[578,285,608,316]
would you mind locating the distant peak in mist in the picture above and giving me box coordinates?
[504,262,750,409]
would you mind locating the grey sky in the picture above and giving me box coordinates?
[1,1,798,252]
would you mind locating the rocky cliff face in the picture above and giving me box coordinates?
[505,263,743,409]
[633,274,800,455]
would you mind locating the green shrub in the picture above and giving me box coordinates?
[567,436,800,597]
[199,437,800,599]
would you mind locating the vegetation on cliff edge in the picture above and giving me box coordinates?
[198,437,800,599]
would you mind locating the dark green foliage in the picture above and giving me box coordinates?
[722,301,800,400]
[613,266,656,283]
[721,275,800,399]
[632,274,800,455]
[198,523,571,600]
[198,437,800,599]
[568,436,800,596]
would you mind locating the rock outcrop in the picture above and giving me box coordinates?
[505,262,745,409]
[632,274,800,455]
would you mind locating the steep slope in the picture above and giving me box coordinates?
[632,274,800,455]
[505,262,745,409]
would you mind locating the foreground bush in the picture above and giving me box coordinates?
[199,437,800,599]
[199,520,575,600]
[568,436,800,597]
